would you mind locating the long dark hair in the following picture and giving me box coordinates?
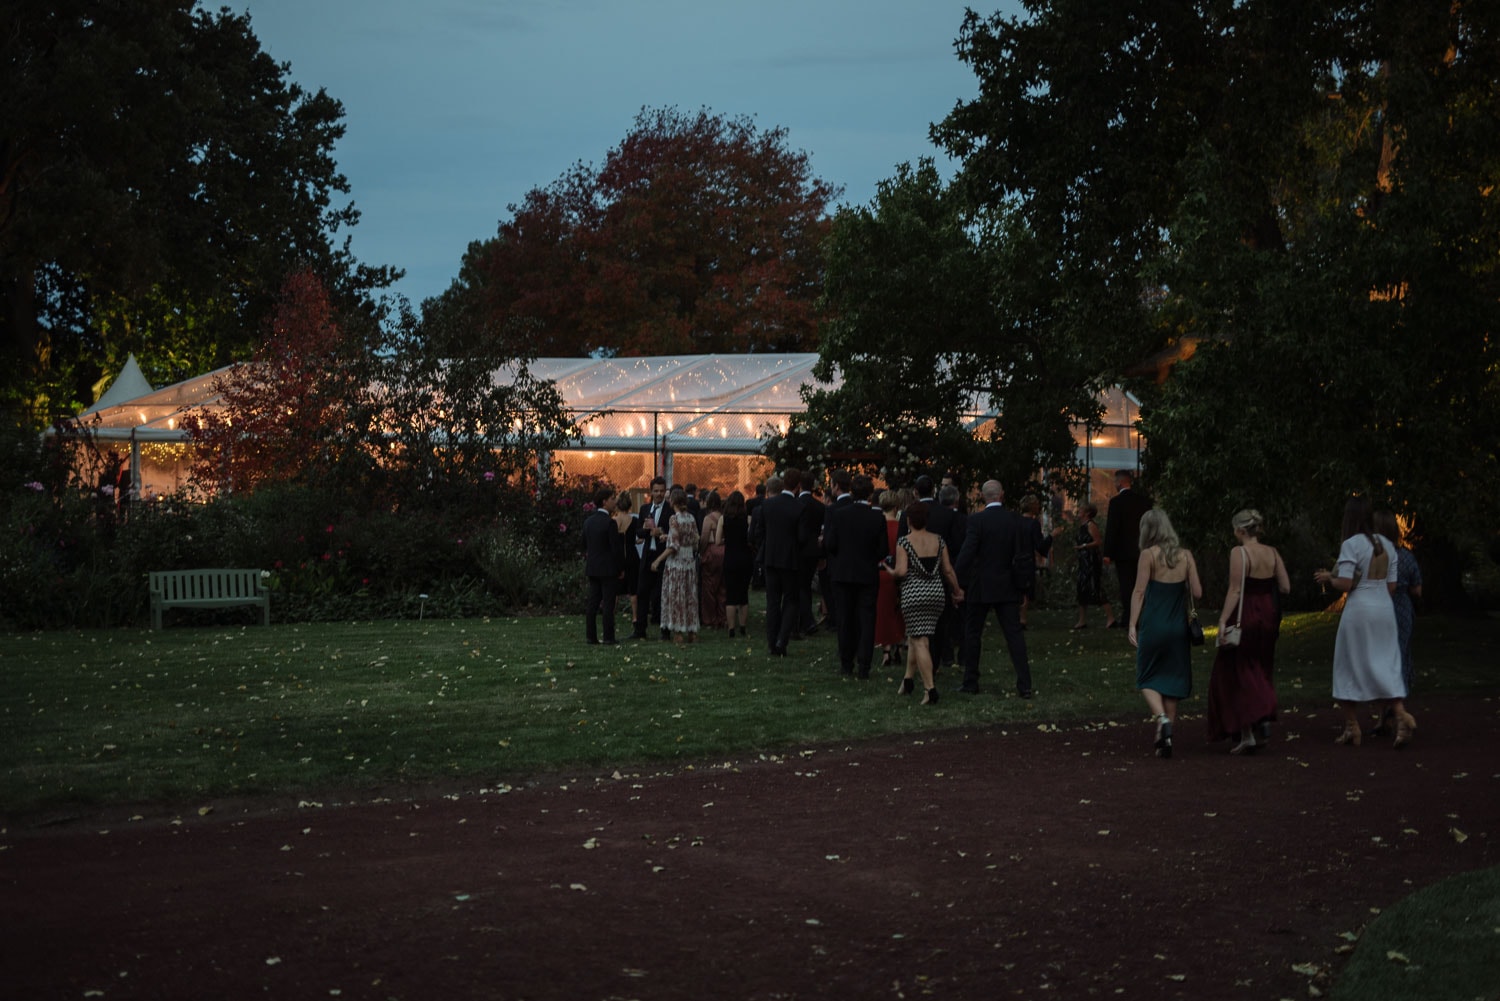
[724,490,746,519]
[1341,495,1388,579]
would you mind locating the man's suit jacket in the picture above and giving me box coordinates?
[638,498,671,561]
[583,509,623,577]
[955,503,1026,604]
[899,497,963,551]
[796,491,825,564]
[823,501,889,586]
[1101,488,1152,564]
[759,491,805,571]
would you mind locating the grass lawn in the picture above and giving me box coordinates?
[3,600,1494,817]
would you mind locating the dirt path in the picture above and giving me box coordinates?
[4,696,1497,1000]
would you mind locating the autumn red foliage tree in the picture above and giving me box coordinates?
[187,269,371,493]
[437,107,840,356]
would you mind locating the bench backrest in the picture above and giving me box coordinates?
[149,569,266,601]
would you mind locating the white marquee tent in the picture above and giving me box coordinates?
[71,354,1142,498]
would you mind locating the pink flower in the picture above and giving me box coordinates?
[22,481,44,491]
[100,484,115,496]
[322,552,332,561]
[325,525,334,533]
[483,471,496,482]
[558,522,568,533]
[274,560,283,569]
[562,496,574,507]
[582,502,596,513]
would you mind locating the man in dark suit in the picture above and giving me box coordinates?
[822,474,888,677]
[794,470,825,636]
[754,472,804,656]
[818,469,853,630]
[582,486,623,645]
[633,476,670,639]
[954,479,1033,697]
[1100,469,1152,631]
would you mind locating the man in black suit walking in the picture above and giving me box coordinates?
[582,486,623,645]
[633,476,670,639]
[822,474,888,677]
[1100,469,1152,631]
[954,479,1033,697]
[754,472,805,656]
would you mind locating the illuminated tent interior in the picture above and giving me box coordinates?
[73,354,1142,499]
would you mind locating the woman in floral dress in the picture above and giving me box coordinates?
[656,489,701,644]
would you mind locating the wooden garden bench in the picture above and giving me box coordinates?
[149,569,270,630]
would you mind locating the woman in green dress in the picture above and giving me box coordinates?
[1127,509,1203,758]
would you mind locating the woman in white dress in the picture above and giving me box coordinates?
[1313,495,1415,748]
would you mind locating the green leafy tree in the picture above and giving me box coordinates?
[768,160,1103,492]
[1,1,396,420]
[934,1,1500,603]
[435,106,839,356]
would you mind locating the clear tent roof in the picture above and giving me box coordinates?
[73,354,1140,455]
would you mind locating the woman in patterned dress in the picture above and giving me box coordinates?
[890,502,963,704]
[655,489,701,644]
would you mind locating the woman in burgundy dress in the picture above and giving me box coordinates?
[874,490,906,666]
[1206,509,1291,754]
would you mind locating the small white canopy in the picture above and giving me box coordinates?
[80,354,155,416]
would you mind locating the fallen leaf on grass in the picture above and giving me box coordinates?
[1386,951,1410,964]
[197,806,213,816]
[569,883,587,891]
[1291,962,1322,976]
[1451,828,1469,844]
[582,837,599,849]
[266,957,282,966]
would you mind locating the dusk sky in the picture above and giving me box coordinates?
[237,0,1025,306]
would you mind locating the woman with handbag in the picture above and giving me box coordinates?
[1205,510,1291,754]
[1128,509,1202,758]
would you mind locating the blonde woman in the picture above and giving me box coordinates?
[1128,509,1203,758]
[1205,509,1291,754]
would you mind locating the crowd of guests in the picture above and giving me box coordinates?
[582,468,1424,757]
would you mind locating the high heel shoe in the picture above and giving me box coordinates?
[922,687,939,705]
[1154,717,1173,758]
[1334,719,1362,746]
[1393,710,1417,749]
[897,677,915,695]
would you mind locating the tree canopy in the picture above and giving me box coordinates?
[1,0,396,422]
[931,0,1500,587]
[767,160,1103,492]
[434,107,839,357]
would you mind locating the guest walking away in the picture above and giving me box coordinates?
[1370,509,1422,735]
[654,488,701,644]
[1313,495,1415,747]
[720,491,753,638]
[614,493,641,627]
[698,491,727,630]
[754,472,806,656]
[874,490,906,667]
[1102,469,1152,633]
[1128,509,1202,758]
[1072,504,1118,629]
[955,479,1033,698]
[1017,494,1056,628]
[891,501,963,704]
[1205,510,1291,754]
[582,486,624,645]
[822,474,889,678]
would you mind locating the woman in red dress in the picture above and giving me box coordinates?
[1205,509,1291,754]
[874,489,906,666]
